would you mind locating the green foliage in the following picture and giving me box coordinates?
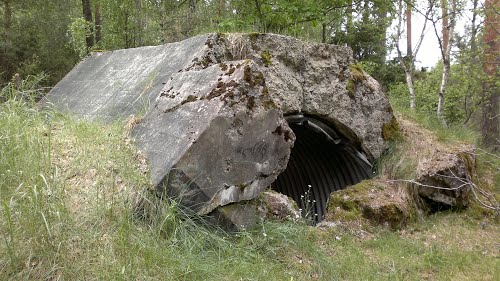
[0,0,80,84]
[68,17,94,58]
[0,0,400,88]
[388,61,484,127]
[359,59,405,90]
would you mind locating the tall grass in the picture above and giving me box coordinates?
[0,90,331,280]
[1,79,498,280]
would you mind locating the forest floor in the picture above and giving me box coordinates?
[0,99,498,280]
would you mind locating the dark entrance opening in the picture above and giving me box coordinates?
[273,114,373,223]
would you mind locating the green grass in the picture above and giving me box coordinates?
[390,106,479,145]
[1,98,498,280]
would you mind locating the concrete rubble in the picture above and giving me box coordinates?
[43,33,402,229]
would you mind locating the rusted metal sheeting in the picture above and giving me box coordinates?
[273,115,372,222]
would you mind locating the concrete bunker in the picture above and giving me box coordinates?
[42,33,396,230]
[273,114,372,222]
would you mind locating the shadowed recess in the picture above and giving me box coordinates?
[273,114,373,223]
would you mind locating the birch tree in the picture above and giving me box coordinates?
[433,0,458,125]
[394,0,434,109]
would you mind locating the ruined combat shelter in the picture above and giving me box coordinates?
[43,33,397,229]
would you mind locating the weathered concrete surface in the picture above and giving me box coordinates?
[204,34,394,159]
[415,146,475,208]
[44,33,396,229]
[134,60,294,216]
[41,35,211,121]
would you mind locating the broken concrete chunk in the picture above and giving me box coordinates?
[133,60,294,217]
[217,190,301,230]
[324,180,415,229]
[257,191,301,222]
[415,147,475,208]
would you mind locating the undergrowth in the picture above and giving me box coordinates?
[386,97,499,212]
[390,106,479,145]
[0,83,498,280]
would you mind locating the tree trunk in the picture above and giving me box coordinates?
[396,0,432,110]
[437,64,449,122]
[437,0,455,125]
[322,23,326,43]
[346,0,353,36]
[135,0,144,46]
[362,0,369,23]
[94,3,101,45]
[375,2,388,63]
[4,0,11,30]
[404,1,415,110]
[82,0,94,50]
[254,0,265,31]
[470,0,479,53]
[481,0,499,151]
[189,0,196,13]
[441,0,449,54]
[216,0,224,18]
[405,70,416,109]
[124,11,129,48]
[406,2,412,60]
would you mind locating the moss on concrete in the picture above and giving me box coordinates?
[325,180,415,229]
[349,64,365,82]
[346,64,366,98]
[248,32,263,40]
[382,116,401,141]
[347,80,356,98]
[260,51,272,67]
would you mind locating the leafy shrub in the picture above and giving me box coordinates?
[387,61,483,126]
[67,17,94,59]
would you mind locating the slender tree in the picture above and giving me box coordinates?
[3,0,11,30]
[346,0,353,36]
[481,0,499,150]
[216,0,225,18]
[405,1,414,108]
[189,0,196,13]
[94,2,101,45]
[434,0,457,125]
[1,0,13,78]
[82,0,94,50]
[253,0,265,31]
[470,0,479,53]
[395,0,433,109]
[375,0,390,62]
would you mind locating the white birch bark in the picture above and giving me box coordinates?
[436,0,456,125]
[406,71,416,109]
[394,0,432,110]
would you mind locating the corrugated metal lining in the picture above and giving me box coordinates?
[273,115,372,223]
